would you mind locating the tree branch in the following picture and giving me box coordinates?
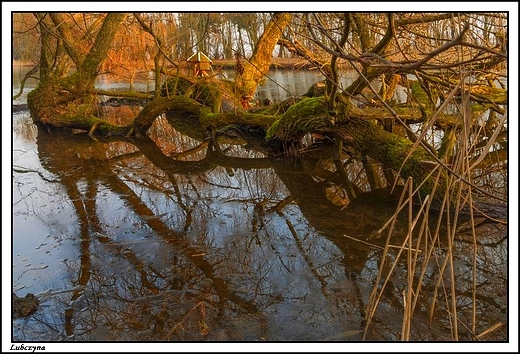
[306,16,471,73]
[133,13,179,69]
[49,13,85,67]
[13,63,39,100]
[79,13,127,81]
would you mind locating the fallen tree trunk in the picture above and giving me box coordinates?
[333,118,444,198]
[265,97,447,200]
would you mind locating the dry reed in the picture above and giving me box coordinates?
[362,72,507,341]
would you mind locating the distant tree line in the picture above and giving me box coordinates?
[13,12,507,66]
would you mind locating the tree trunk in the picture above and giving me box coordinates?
[335,118,444,199]
[235,13,292,99]
[265,97,447,200]
[28,14,127,127]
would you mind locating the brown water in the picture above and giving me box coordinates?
[10,67,508,347]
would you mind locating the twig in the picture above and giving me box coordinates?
[13,63,39,101]
[343,235,422,253]
[476,322,504,340]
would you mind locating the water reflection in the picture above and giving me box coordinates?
[11,68,507,342]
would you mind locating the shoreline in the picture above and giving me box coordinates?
[13,57,344,71]
[211,57,318,70]
[12,58,319,73]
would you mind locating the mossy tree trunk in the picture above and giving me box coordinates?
[265,97,446,200]
[27,14,127,128]
[335,118,444,198]
[235,13,293,100]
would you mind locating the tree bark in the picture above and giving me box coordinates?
[28,14,127,127]
[334,118,443,198]
[265,97,446,200]
[235,13,292,99]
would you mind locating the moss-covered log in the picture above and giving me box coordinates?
[266,97,334,141]
[335,119,444,198]
[131,96,211,135]
[161,75,239,112]
[266,97,447,199]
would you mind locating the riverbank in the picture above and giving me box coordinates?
[211,56,353,71]
[12,57,332,73]
[211,57,319,70]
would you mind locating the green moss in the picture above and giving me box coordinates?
[161,76,241,112]
[345,118,445,199]
[284,97,325,118]
[266,119,281,140]
[162,77,192,96]
[410,81,429,106]
[472,86,507,104]
[266,97,333,140]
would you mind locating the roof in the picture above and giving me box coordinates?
[187,51,212,63]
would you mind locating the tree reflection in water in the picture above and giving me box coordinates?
[12,112,507,342]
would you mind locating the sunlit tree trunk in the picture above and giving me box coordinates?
[27,13,127,127]
[235,13,292,99]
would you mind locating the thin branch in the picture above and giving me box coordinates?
[396,13,464,26]
[48,13,85,66]
[306,15,472,73]
[13,63,39,100]
[133,13,179,69]
[371,13,395,55]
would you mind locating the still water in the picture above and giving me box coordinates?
[10,66,507,344]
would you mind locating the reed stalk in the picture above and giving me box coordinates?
[362,72,506,340]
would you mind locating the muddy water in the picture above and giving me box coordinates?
[10,67,508,344]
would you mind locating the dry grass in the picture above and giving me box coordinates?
[361,75,507,341]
